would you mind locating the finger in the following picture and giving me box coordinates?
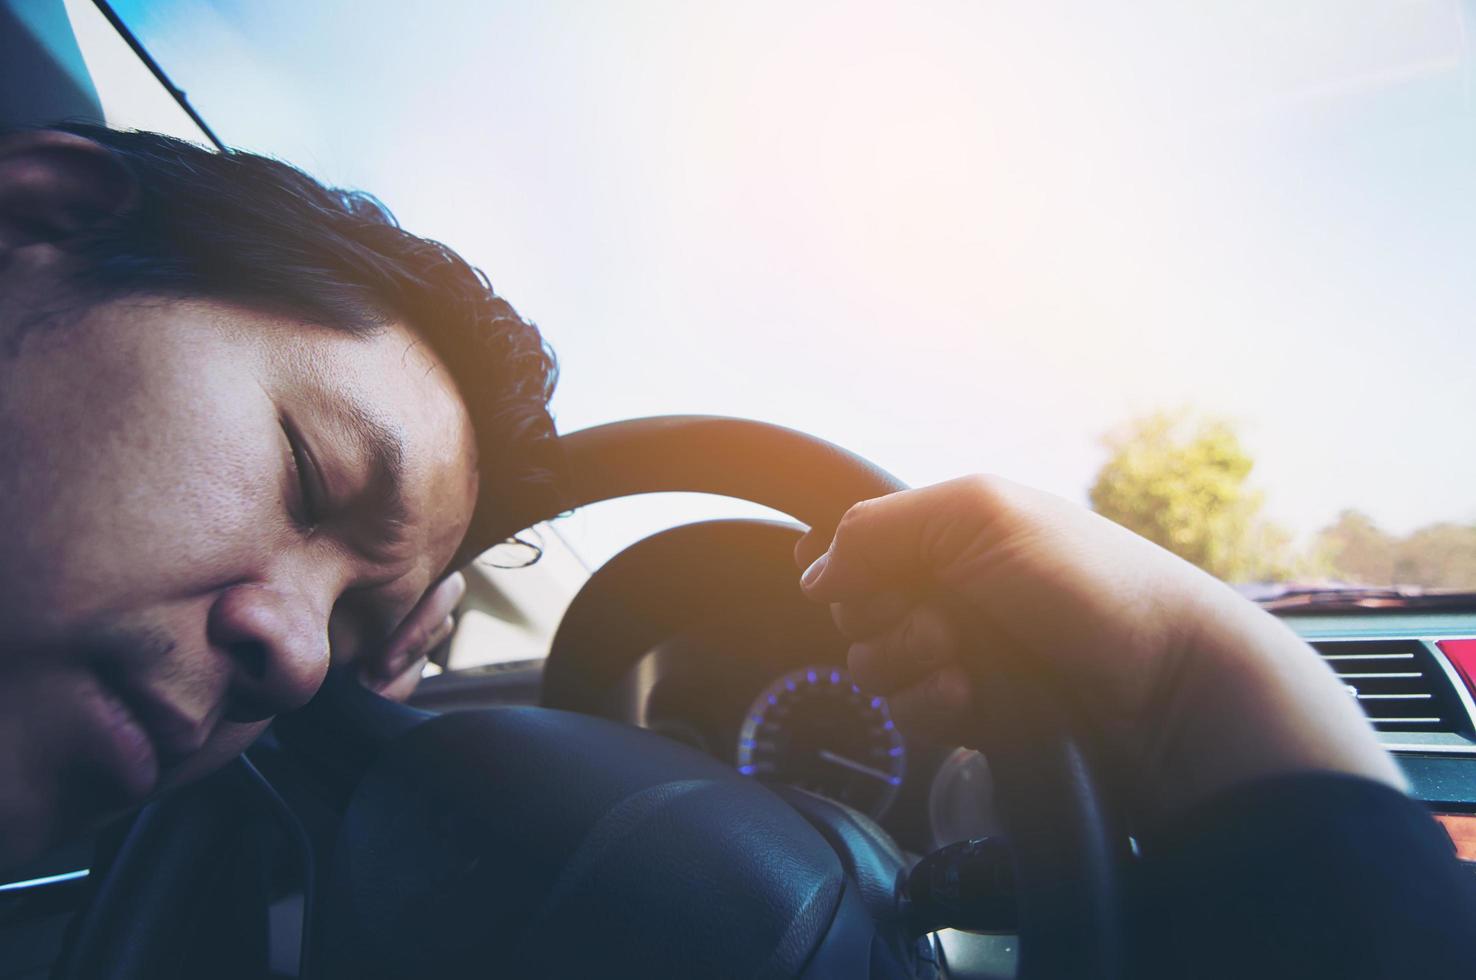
[829,589,911,641]
[391,573,464,652]
[402,612,455,668]
[422,571,467,623]
[883,665,973,741]
[370,572,464,681]
[800,476,1023,603]
[846,602,962,694]
[364,610,455,686]
[794,526,830,572]
[369,655,429,703]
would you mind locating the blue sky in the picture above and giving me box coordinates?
[111,0,1476,568]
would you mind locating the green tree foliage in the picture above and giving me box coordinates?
[1314,511,1476,589]
[1312,510,1394,584]
[1090,411,1476,588]
[1089,411,1291,581]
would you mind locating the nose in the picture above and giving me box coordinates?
[207,583,331,723]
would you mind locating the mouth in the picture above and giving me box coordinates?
[66,627,215,810]
[80,674,160,805]
[96,663,213,770]
[82,658,217,810]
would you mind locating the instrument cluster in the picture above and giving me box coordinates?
[735,665,907,819]
[640,643,1000,852]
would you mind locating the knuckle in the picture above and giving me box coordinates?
[834,499,872,540]
[411,620,439,655]
[836,491,895,535]
[409,621,429,651]
[956,473,1007,509]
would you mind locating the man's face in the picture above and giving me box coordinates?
[0,293,478,866]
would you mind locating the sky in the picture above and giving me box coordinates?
[106,0,1476,569]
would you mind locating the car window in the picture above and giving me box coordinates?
[105,0,1476,590]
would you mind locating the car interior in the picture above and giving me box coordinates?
[2,3,1475,979]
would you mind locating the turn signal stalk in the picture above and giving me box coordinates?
[898,837,1018,937]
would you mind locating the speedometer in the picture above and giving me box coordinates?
[735,665,906,819]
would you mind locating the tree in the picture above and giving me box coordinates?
[1312,510,1395,585]
[1089,411,1290,581]
[1397,523,1476,588]
[1313,512,1476,589]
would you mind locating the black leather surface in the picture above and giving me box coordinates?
[771,787,907,921]
[771,787,936,978]
[311,707,861,979]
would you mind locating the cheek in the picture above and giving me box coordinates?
[1,342,287,632]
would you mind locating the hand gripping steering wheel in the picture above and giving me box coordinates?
[535,416,1127,979]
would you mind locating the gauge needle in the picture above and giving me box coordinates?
[817,749,895,784]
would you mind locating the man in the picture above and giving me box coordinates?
[1,124,1472,978]
[0,124,560,869]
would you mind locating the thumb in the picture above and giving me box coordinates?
[800,477,1014,603]
[799,494,916,601]
[793,525,831,572]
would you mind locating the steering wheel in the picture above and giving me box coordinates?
[59,416,1125,980]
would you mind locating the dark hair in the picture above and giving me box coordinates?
[49,123,564,563]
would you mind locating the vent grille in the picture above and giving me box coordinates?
[1311,640,1472,735]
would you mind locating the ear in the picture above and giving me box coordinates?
[0,129,137,251]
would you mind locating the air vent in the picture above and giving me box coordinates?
[1311,640,1473,735]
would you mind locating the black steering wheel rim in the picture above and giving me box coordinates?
[529,415,1126,980]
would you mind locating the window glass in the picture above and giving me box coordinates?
[109,0,1476,587]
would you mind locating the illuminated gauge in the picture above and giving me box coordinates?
[735,665,906,819]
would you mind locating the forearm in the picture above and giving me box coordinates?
[1142,579,1407,830]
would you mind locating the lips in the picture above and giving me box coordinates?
[98,665,213,769]
[80,676,160,805]
[53,625,219,812]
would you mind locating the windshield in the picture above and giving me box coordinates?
[106,0,1476,589]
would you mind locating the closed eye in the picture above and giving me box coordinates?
[280,416,323,531]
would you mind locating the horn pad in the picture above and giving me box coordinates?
[312,706,858,978]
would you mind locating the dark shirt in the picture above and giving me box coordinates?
[1136,774,1476,979]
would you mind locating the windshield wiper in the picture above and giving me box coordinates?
[1253,586,1476,614]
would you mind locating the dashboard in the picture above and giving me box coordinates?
[421,520,1476,868]
[619,612,1476,863]
[628,626,999,855]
